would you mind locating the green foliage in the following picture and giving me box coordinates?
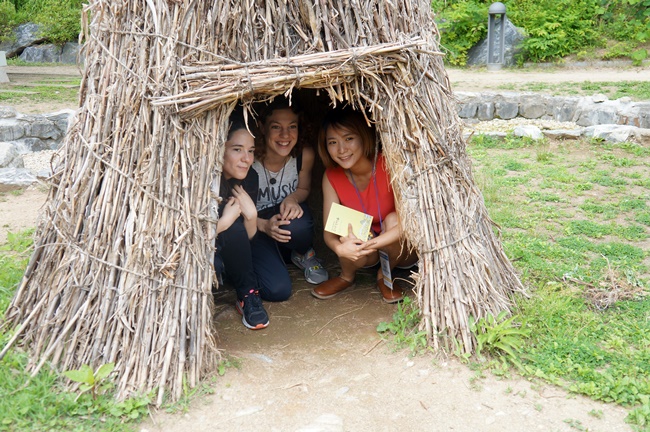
[470,134,650,427]
[509,0,604,62]
[468,311,531,367]
[0,229,33,312]
[0,0,82,45]
[433,0,489,66]
[518,285,650,427]
[0,232,150,430]
[0,1,26,41]
[433,0,650,64]
[0,78,81,106]
[31,0,82,44]
[377,296,430,355]
[63,363,115,400]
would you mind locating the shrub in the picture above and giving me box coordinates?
[1,0,82,45]
[432,0,649,64]
[433,0,489,66]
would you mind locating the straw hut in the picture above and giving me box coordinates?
[2,0,524,403]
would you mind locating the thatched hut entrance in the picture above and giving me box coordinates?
[1,1,524,404]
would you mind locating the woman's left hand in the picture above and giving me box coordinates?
[232,185,257,220]
[280,196,303,220]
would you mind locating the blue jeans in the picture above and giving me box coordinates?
[252,203,314,302]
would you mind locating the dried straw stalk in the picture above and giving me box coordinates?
[2,0,525,403]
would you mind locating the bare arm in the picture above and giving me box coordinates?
[280,147,315,220]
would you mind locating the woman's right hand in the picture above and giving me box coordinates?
[220,197,241,230]
[263,214,292,243]
[335,224,375,262]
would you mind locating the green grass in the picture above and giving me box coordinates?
[0,230,149,431]
[467,135,650,428]
[496,80,650,101]
[0,80,80,106]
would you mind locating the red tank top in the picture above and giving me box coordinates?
[326,154,395,234]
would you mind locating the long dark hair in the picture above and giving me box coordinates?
[255,96,305,161]
[220,107,252,199]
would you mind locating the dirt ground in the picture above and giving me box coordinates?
[2,64,648,431]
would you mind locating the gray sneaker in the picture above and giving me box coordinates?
[291,248,329,285]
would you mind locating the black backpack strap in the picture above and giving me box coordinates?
[297,150,303,173]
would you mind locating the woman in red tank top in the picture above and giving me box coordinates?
[312,108,417,303]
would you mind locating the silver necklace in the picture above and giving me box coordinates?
[263,159,287,206]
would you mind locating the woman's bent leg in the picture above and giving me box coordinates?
[282,203,314,254]
[215,219,257,301]
[251,233,292,302]
[283,203,329,284]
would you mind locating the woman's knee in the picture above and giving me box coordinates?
[260,279,292,302]
[382,212,399,231]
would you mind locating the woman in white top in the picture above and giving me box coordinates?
[251,97,329,301]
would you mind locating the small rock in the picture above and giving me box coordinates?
[513,125,543,140]
[0,107,17,119]
[0,142,20,167]
[543,129,583,140]
[592,93,609,103]
[250,353,273,363]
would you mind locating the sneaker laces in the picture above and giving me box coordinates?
[244,289,263,309]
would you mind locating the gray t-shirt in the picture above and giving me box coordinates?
[252,156,299,211]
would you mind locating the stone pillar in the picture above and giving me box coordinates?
[0,51,9,83]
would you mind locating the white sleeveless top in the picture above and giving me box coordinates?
[252,156,299,211]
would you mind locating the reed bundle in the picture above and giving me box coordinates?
[2,0,525,403]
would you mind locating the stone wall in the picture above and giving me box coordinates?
[456,92,650,128]
[0,23,83,64]
[0,106,74,185]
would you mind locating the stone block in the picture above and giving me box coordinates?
[45,109,75,134]
[0,106,17,119]
[575,106,618,126]
[519,95,547,119]
[23,117,61,140]
[61,42,84,64]
[494,100,518,119]
[0,23,46,57]
[0,51,8,83]
[0,142,20,167]
[0,119,26,141]
[0,167,37,187]
[458,102,478,119]
[583,125,636,143]
[543,129,583,140]
[21,137,49,152]
[20,44,63,63]
[477,102,495,121]
[551,97,579,122]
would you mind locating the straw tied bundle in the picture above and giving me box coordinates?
[1,0,524,403]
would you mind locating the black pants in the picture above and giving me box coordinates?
[214,217,257,301]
